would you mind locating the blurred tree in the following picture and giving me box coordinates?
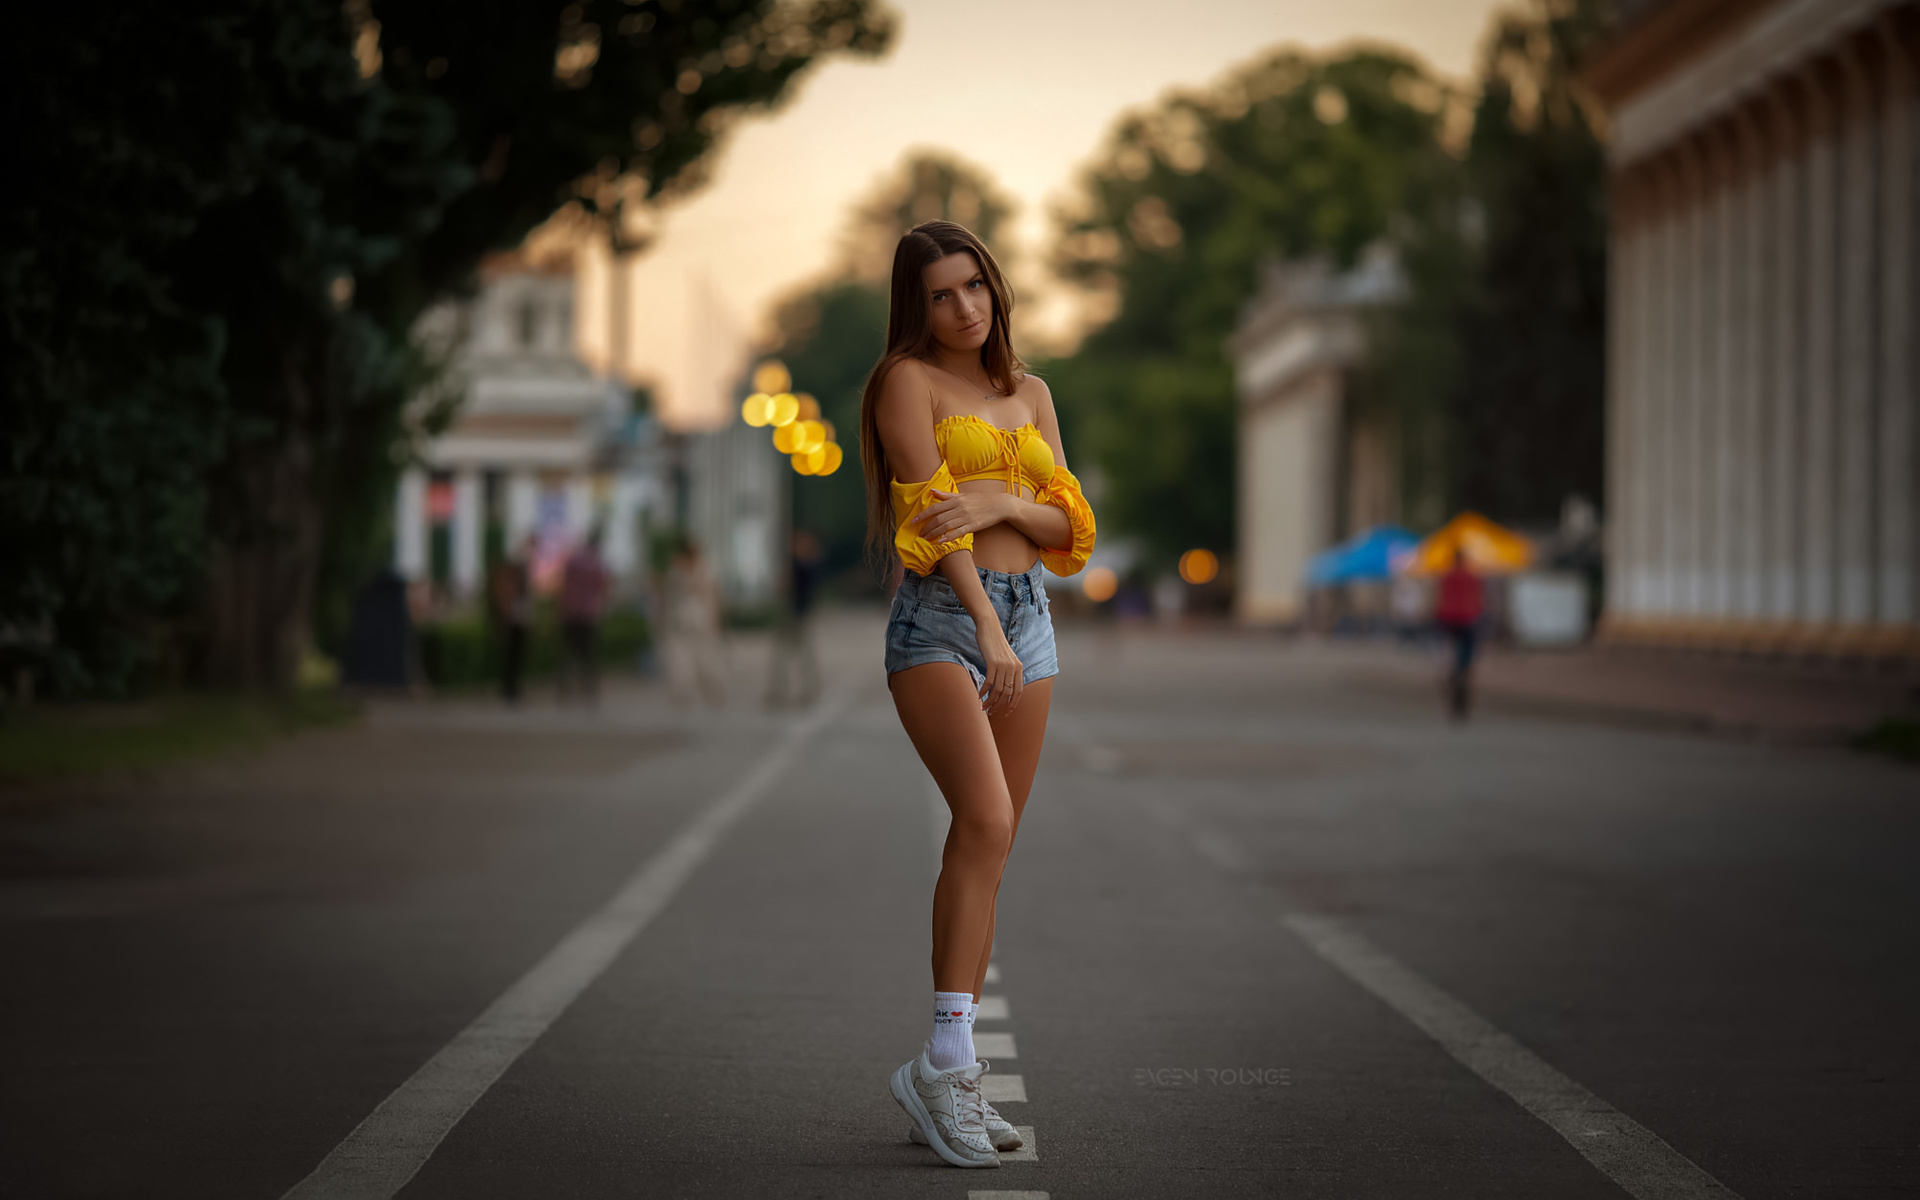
[1361,0,1613,526]
[768,150,1014,587]
[1045,48,1453,565]
[3,0,892,695]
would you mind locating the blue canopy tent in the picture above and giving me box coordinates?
[1305,526,1421,587]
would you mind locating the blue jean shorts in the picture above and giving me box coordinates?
[884,560,1059,689]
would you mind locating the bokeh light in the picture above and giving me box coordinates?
[795,393,821,421]
[741,392,774,426]
[769,392,800,427]
[753,361,792,395]
[1083,566,1118,602]
[1178,548,1219,585]
[772,422,804,454]
[797,419,825,454]
[816,442,844,475]
[791,449,818,475]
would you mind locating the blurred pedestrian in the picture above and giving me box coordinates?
[490,533,537,705]
[663,537,725,706]
[766,528,824,707]
[1435,547,1484,720]
[560,529,611,704]
[862,221,1096,1167]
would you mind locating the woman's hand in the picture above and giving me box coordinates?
[914,489,1011,544]
[976,621,1025,715]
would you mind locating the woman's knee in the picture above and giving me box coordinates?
[947,805,1014,861]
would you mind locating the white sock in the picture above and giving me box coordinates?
[929,991,975,1071]
[968,1000,979,1028]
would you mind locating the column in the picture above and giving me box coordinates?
[1735,105,1770,621]
[1801,61,1840,628]
[1605,170,1631,618]
[394,467,427,580]
[565,474,595,543]
[1707,124,1737,624]
[1836,39,1882,629]
[506,469,539,551]
[1679,140,1707,619]
[1651,158,1682,617]
[1878,13,1918,631]
[451,468,482,598]
[1766,84,1805,625]
[1628,167,1657,616]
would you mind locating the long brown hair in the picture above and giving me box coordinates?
[859,220,1024,583]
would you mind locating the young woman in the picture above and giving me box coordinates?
[861,221,1095,1168]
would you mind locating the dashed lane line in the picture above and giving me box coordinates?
[280,696,849,1200]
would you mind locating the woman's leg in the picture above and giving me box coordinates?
[968,679,1053,998]
[890,662,1015,992]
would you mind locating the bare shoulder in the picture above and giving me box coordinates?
[1018,371,1058,422]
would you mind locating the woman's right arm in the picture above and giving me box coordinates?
[876,361,1024,713]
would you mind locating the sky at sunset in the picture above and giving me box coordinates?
[574,0,1512,428]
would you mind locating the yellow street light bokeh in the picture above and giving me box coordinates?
[769,392,800,427]
[1178,548,1220,585]
[1083,566,1118,602]
[796,419,826,454]
[817,442,844,475]
[795,393,821,422]
[741,392,774,426]
[754,361,792,395]
[820,419,835,443]
[772,422,805,454]
[792,449,819,475]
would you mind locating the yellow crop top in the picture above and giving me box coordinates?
[890,413,1097,578]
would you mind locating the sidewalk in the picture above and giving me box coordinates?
[1294,633,1920,743]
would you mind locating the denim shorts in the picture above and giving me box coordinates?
[884,560,1059,689]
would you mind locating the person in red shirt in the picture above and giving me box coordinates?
[1434,547,1484,719]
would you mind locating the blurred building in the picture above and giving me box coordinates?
[393,253,665,603]
[1588,0,1918,658]
[681,421,786,611]
[1227,247,1405,625]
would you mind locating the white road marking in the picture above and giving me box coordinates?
[1105,743,1744,1200]
[1283,913,1742,1199]
[998,1127,1039,1164]
[981,1074,1027,1103]
[985,963,1001,984]
[968,1191,1048,1199]
[974,1031,1018,1058]
[280,697,849,1200]
[976,995,1010,1021]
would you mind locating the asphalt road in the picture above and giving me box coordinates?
[1,614,1915,1199]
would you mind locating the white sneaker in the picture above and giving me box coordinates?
[889,1042,1000,1168]
[909,1081,1022,1150]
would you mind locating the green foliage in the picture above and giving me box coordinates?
[4,0,893,696]
[1049,48,1453,565]
[0,691,361,785]
[1361,0,1614,527]
[415,605,651,689]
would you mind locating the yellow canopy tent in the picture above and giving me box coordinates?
[1403,511,1534,576]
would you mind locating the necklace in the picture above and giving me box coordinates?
[930,359,1002,402]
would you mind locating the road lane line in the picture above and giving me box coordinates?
[998,1127,1039,1164]
[981,1074,1028,1103]
[974,1031,1017,1058]
[975,995,1010,1021]
[1099,742,1741,1200]
[281,696,849,1200]
[1282,914,1741,1199]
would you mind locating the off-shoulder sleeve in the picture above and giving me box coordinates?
[1035,464,1097,576]
[890,463,974,577]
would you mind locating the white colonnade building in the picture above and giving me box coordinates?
[1589,0,1919,659]
[392,253,658,603]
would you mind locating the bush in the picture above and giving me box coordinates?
[415,604,652,690]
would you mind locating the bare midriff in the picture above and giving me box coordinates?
[956,477,1041,574]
